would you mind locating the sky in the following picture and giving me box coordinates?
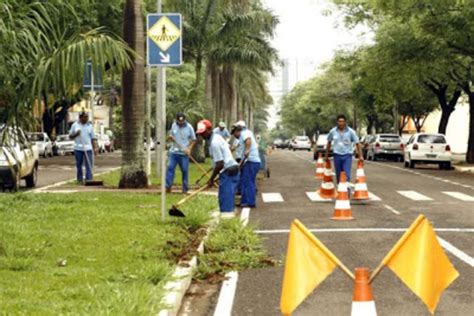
[262,0,373,128]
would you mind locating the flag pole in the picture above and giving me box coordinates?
[369,214,426,283]
[294,220,355,280]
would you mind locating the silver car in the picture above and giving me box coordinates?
[27,132,53,158]
[367,134,404,162]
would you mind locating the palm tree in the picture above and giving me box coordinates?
[0,1,132,130]
[119,0,148,188]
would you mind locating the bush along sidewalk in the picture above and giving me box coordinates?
[195,218,277,283]
[0,192,217,314]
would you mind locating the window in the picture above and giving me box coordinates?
[418,135,446,144]
[379,135,401,143]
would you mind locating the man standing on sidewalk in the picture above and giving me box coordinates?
[325,114,363,184]
[69,112,97,183]
[166,113,196,193]
[234,121,261,208]
[196,119,240,217]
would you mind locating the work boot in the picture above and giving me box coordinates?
[166,187,172,194]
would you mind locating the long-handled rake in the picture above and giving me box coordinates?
[168,184,212,217]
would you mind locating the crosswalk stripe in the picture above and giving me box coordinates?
[442,191,474,202]
[262,193,284,203]
[397,190,433,201]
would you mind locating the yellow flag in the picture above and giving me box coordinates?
[382,215,459,314]
[280,220,338,315]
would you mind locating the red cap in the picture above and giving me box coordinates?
[196,119,212,134]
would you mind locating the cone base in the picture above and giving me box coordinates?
[353,193,369,200]
[331,216,354,221]
[331,209,354,221]
[317,189,337,199]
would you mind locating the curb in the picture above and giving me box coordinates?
[158,211,220,316]
[454,165,474,173]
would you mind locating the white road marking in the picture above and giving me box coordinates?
[255,228,474,234]
[368,192,381,201]
[367,161,474,190]
[442,191,474,202]
[213,271,239,316]
[262,193,284,203]
[437,237,474,267]
[397,190,433,201]
[306,192,333,202]
[213,208,251,316]
[383,204,401,215]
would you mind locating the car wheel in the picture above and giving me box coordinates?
[25,165,38,188]
[43,152,47,158]
[445,162,451,170]
[373,154,378,161]
[409,159,415,169]
[404,160,409,168]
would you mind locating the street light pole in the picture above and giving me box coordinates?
[157,0,167,221]
[146,67,152,178]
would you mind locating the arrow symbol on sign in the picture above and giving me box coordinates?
[160,52,170,63]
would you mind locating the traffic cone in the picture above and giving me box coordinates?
[315,153,324,179]
[331,171,354,220]
[317,160,337,199]
[353,160,369,200]
[351,267,377,316]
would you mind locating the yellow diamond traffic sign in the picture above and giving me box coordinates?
[148,16,181,52]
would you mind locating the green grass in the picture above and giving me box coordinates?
[0,192,217,314]
[95,159,213,188]
[196,219,276,281]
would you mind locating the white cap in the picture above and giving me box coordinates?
[235,120,246,128]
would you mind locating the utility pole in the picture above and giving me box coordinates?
[157,0,167,221]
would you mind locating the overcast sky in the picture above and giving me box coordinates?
[263,0,373,64]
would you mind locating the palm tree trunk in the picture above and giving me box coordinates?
[119,0,148,188]
[222,64,237,125]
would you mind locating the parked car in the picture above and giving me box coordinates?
[0,125,39,191]
[144,137,156,151]
[404,133,451,169]
[281,139,290,149]
[273,138,283,149]
[313,134,333,159]
[27,132,53,158]
[54,135,75,156]
[366,134,404,161]
[358,135,374,159]
[291,136,312,151]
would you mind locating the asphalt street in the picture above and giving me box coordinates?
[16,151,121,191]
[227,149,473,316]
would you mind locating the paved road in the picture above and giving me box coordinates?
[218,150,473,316]
[17,151,121,191]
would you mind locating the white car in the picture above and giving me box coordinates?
[55,135,75,156]
[404,133,451,169]
[291,136,312,151]
[27,132,53,158]
[0,126,39,191]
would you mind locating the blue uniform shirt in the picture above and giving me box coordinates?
[169,122,196,155]
[213,127,230,139]
[327,126,359,155]
[69,121,95,151]
[210,134,238,170]
[239,129,261,163]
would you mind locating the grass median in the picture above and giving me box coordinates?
[0,192,217,314]
[95,159,213,188]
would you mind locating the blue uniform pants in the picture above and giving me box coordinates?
[219,171,240,212]
[166,153,189,192]
[333,154,352,183]
[241,161,260,207]
[74,150,93,182]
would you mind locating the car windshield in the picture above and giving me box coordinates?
[28,134,44,141]
[379,135,401,143]
[418,135,446,144]
[296,136,308,141]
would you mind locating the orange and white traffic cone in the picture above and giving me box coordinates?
[331,171,354,220]
[353,160,369,200]
[351,267,377,316]
[317,159,337,199]
[315,153,325,179]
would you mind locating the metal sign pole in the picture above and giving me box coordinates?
[146,67,152,178]
[157,0,166,221]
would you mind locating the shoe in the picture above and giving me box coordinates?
[220,212,235,219]
[166,187,172,194]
